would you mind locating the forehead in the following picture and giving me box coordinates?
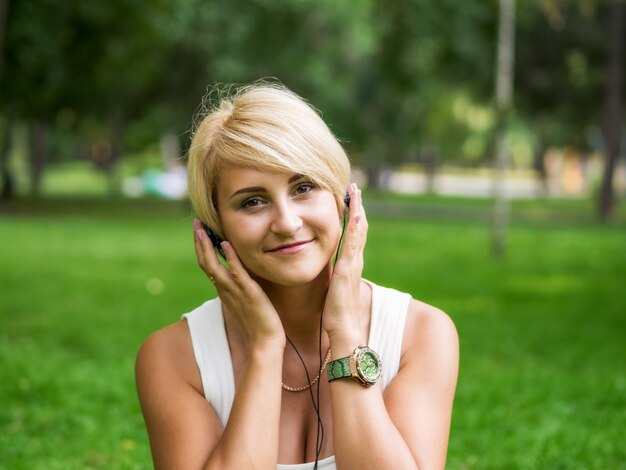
[216,163,300,195]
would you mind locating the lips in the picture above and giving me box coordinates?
[267,239,313,254]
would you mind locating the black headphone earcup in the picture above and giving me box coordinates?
[202,223,226,258]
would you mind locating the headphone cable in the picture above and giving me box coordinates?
[284,213,349,469]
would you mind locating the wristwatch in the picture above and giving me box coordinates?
[326,345,382,387]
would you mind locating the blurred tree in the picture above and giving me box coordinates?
[515,2,612,185]
[0,0,173,195]
[1,0,379,195]
[166,0,376,149]
[2,0,619,203]
[599,0,623,220]
[492,0,516,257]
[0,0,7,78]
[0,0,9,199]
[352,0,495,187]
[515,1,624,218]
[0,0,15,199]
[1,0,60,196]
[0,110,13,200]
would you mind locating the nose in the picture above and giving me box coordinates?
[270,201,303,236]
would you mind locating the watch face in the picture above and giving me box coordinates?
[357,348,381,381]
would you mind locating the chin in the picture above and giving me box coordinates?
[249,259,332,287]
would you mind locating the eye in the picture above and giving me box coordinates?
[240,197,264,210]
[293,182,315,196]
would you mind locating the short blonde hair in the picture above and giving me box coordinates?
[187,83,351,239]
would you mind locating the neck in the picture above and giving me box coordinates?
[254,263,332,352]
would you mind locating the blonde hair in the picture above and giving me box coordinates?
[187,83,351,239]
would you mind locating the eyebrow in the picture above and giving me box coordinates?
[228,174,305,200]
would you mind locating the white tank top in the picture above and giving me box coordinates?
[182,279,411,470]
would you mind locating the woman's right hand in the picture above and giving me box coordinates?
[193,219,285,351]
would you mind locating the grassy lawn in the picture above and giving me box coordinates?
[1,197,625,469]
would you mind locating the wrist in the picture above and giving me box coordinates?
[326,344,383,387]
[248,336,286,360]
[328,331,364,359]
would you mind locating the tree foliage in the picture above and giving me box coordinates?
[0,0,621,208]
[515,1,613,151]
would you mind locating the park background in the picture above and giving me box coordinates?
[1,1,625,468]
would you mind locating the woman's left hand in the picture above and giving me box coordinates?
[322,183,368,347]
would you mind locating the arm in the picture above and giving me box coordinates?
[329,303,458,470]
[136,322,223,469]
[136,324,285,470]
[135,223,286,469]
[324,185,459,469]
[383,302,459,469]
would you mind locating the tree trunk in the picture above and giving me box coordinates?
[598,0,623,221]
[0,110,15,199]
[420,146,438,194]
[365,161,383,190]
[107,112,124,196]
[28,120,48,197]
[0,0,9,78]
[492,0,516,257]
[533,137,548,197]
[160,131,181,170]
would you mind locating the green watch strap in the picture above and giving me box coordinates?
[326,346,382,386]
[326,356,351,382]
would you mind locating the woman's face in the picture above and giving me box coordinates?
[215,163,343,286]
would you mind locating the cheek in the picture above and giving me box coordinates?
[226,222,263,251]
[220,214,263,251]
[315,205,343,244]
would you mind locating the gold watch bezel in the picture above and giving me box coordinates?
[348,345,382,386]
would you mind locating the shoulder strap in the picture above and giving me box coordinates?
[182,298,235,426]
[365,280,411,390]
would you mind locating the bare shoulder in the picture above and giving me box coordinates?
[135,319,202,396]
[381,298,458,468]
[136,320,188,368]
[404,299,458,346]
[136,320,223,467]
[400,299,459,379]
[137,320,191,358]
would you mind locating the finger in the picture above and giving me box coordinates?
[348,185,365,251]
[194,224,228,284]
[356,189,368,251]
[339,187,368,271]
[194,229,214,279]
[334,201,359,267]
[220,241,255,287]
[193,224,208,270]
[350,184,363,226]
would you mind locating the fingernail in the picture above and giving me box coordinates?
[195,229,204,240]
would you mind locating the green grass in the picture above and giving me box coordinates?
[1,197,625,469]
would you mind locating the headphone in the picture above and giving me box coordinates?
[202,223,226,258]
[343,192,351,212]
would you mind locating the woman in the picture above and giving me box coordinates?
[136,83,458,469]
